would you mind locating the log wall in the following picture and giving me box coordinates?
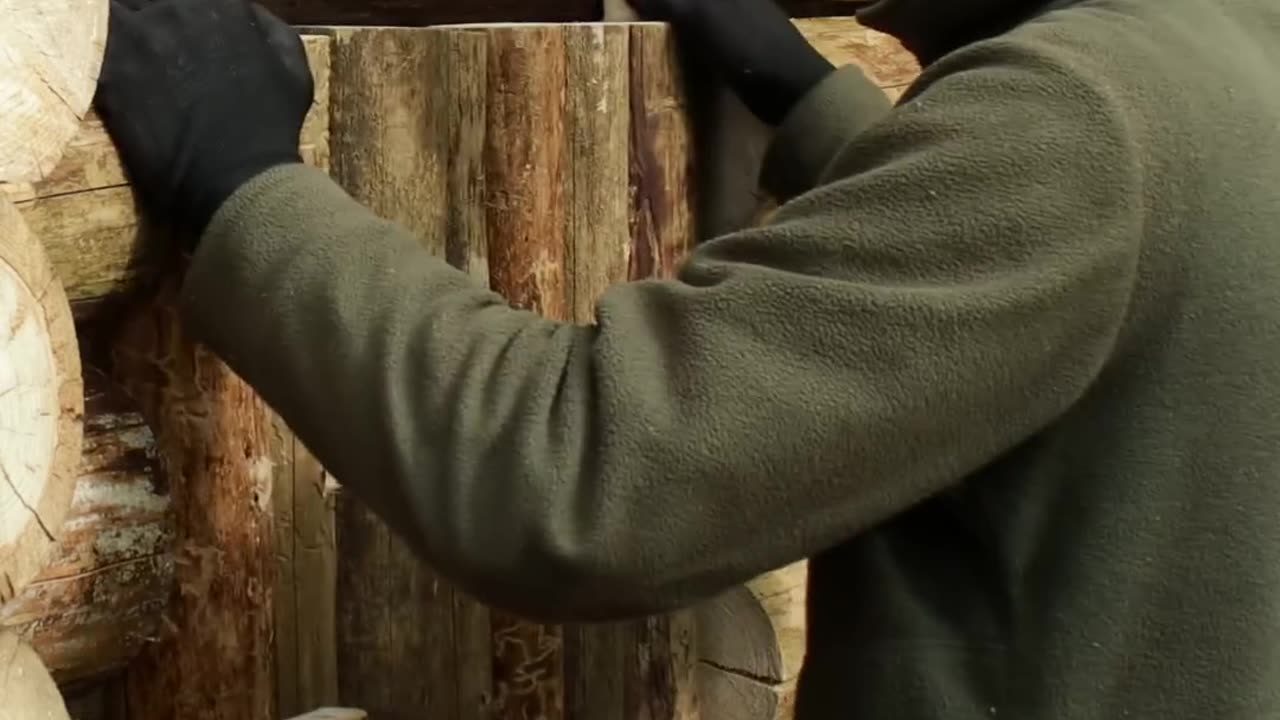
[0,17,917,720]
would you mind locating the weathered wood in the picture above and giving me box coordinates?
[0,0,108,183]
[324,26,480,720]
[479,24,573,720]
[0,630,73,720]
[322,23,704,720]
[0,196,84,605]
[0,369,170,684]
[274,37,340,720]
[0,34,330,720]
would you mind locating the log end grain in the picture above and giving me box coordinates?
[0,630,72,720]
[0,197,84,606]
[0,0,110,183]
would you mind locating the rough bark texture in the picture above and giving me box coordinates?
[0,630,73,720]
[0,0,109,183]
[0,369,170,685]
[323,23,700,720]
[273,38,339,720]
[0,196,85,606]
[1,35,331,720]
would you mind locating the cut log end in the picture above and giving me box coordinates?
[0,0,110,183]
[0,631,72,720]
[0,198,84,605]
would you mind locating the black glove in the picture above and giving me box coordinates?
[95,0,314,242]
[627,0,834,125]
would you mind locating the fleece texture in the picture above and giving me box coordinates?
[183,0,1280,716]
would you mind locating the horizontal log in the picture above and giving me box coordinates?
[0,38,331,306]
[0,368,172,684]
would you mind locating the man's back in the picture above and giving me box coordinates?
[797,1,1280,716]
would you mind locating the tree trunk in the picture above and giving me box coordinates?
[0,0,108,183]
[0,196,84,606]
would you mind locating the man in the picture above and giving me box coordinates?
[95,0,1280,716]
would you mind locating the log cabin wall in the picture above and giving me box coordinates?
[0,12,917,720]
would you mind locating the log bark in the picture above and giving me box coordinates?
[0,630,73,720]
[323,23,700,720]
[0,35,331,718]
[0,369,170,685]
[0,197,84,606]
[0,0,109,183]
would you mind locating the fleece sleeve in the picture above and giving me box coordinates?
[180,38,1144,621]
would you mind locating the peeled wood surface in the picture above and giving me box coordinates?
[0,35,330,720]
[0,0,109,183]
[325,23,697,720]
[696,562,807,720]
[0,369,171,684]
[0,630,72,720]
[0,197,84,605]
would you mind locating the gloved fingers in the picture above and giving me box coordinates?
[249,3,315,104]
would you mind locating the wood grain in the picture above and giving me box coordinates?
[0,630,73,720]
[325,26,476,720]
[0,195,84,606]
[0,0,108,183]
[0,369,171,684]
[0,35,331,720]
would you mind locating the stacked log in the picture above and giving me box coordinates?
[0,29,332,720]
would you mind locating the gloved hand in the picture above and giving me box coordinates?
[94,0,314,243]
[626,0,835,125]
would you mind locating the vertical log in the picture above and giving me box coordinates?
[480,26,570,720]
[112,34,333,720]
[111,281,277,720]
[322,23,702,720]
[623,25,698,720]
[326,27,477,720]
[275,36,339,720]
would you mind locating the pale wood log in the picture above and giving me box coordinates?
[696,563,806,720]
[0,34,330,720]
[0,197,84,605]
[0,0,109,184]
[0,630,72,720]
[0,370,171,684]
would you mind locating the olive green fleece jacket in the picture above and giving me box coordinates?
[181,0,1280,716]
